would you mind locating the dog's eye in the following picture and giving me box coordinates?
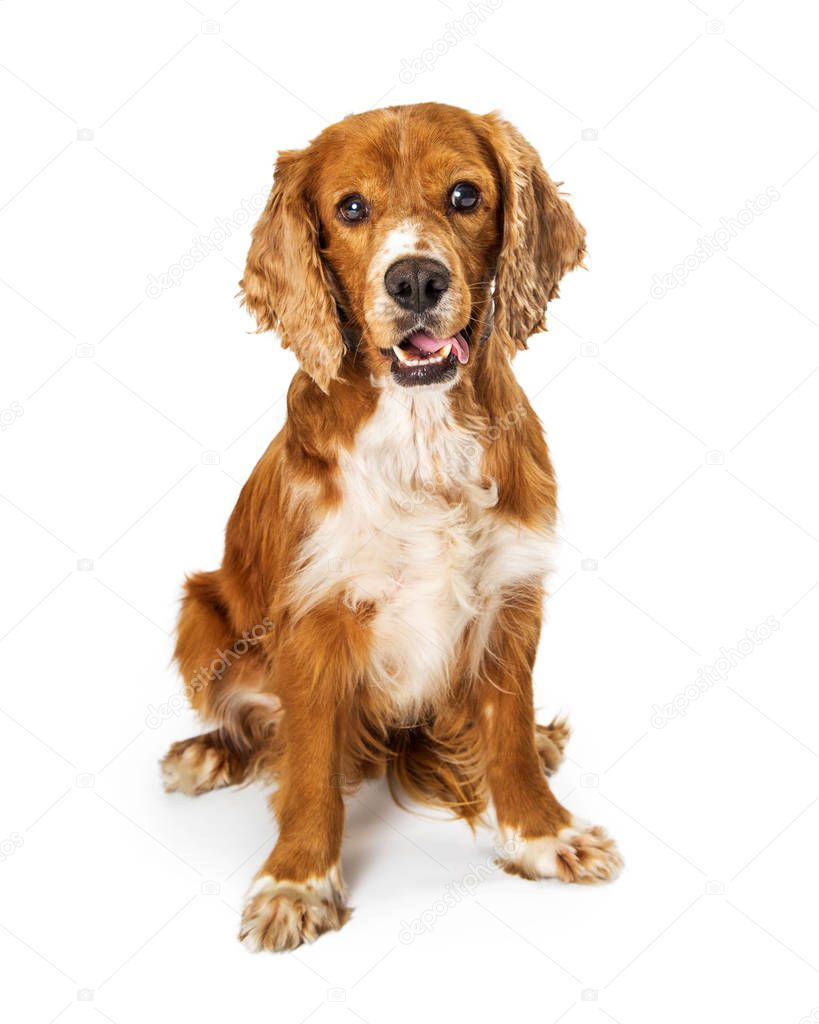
[449,182,480,211]
[338,194,368,223]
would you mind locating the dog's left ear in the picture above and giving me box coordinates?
[241,148,344,393]
[480,113,586,354]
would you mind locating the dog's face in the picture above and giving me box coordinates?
[313,107,501,389]
[242,103,586,392]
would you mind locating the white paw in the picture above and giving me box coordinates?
[239,866,349,952]
[499,820,623,883]
[160,736,232,796]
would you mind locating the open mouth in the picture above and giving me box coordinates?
[383,329,470,388]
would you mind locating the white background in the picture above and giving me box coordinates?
[1,0,818,1021]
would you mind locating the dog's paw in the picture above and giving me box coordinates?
[160,733,237,796]
[239,867,349,952]
[499,821,623,884]
[535,716,571,775]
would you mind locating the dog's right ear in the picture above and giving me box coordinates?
[241,149,345,393]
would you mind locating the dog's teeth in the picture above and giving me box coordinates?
[392,344,448,369]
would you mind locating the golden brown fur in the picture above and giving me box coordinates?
[161,103,621,952]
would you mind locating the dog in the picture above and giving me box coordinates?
[161,102,622,953]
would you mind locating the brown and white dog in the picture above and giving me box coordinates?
[161,102,622,952]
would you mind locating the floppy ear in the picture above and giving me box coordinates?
[482,113,586,355]
[241,149,344,393]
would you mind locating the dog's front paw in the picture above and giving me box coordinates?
[239,867,349,952]
[499,821,623,884]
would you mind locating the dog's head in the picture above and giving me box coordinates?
[242,103,585,393]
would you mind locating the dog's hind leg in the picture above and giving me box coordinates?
[536,716,571,776]
[161,570,282,795]
[161,730,251,795]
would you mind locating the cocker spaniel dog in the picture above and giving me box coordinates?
[161,102,623,952]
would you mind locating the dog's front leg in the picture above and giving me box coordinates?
[478,585,623,884]
[239,606,357,952]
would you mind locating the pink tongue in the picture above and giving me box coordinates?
[407,331,470,364]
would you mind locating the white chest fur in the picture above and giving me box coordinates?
[291,386,555,721]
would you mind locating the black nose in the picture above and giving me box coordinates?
[384,257,450,314]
